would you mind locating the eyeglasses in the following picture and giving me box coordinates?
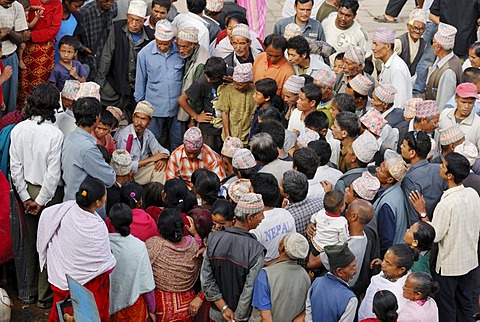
[409,24,425,33]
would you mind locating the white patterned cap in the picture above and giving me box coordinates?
[134,100,154,118]
[352,130,379,163]
[75,82,100,101]
[351,171,380,201]
[454,140,478,166]
[233,63,253,83]
[206,0,224,12]
[314,68,336,87]
[232,23,251,40]
[127,0,147,19]
[434,23,457,50]
[344,45,365,64]
[155,19,174,41]
[111,149,132,176]
[62,80,81,100]
[409,8,426,25]
[284,23,301,40]
[283,75,305,94]
[177,27,199,43]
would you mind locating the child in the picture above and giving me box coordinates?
[250,78,283,137]
[333,52,344,74]
[288,83,322,136]
[49,35,86,91]
[216,63,255,144]
[17,0,43,70]
[0,42,13,111]
[310,190,348,253]
[360,290,399,322]
[283,74,304,121]
[92,109,116,155]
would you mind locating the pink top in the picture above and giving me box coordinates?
[107,208,159,242]
[92,132,116,155]
[397,297,439,322]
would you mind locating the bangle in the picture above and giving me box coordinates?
[221,304,229,313]
[197,291,205,302]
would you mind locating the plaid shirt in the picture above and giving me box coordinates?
[166,144,226,187]
[285,197,324,238]
[77,1,118,58]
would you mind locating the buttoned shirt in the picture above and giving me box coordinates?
[0,2,28,55]
[439,105,480,152]
[9,117,63,206]
[431,185,480,276]
[273,15,325,41]
[114,124,169,173]
[379,53,412,108]
[253,53,295,98]
[285,197,324,238]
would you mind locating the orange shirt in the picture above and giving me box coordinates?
[253,53,295,98]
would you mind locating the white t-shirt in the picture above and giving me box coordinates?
[250,208,296,261]
[288,108,305,136]
[310,209,348,251]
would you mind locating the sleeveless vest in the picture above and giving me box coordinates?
[398,32,425,76]
[425,54,462,101]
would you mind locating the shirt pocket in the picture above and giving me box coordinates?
[173,64,184,83]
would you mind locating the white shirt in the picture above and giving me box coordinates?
[250,208,296,261]
[173,13,210,52]
[310,208,348,251]
[0,2,28,55]
[293,54,329,76]
[313,164,343,186]
[326,129,341,166]
[439,107,480,152]
[307,179,325,200]
[379,52,412,108]
[287,108,305,135]
[55,109,77,137]
[9,117,64,206]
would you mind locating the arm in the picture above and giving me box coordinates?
[35,134,63,206]
[338,297,358,322]
[377,204,396,255]
[28,8,43,29]
[221,111,230,137]
[134,51,147,102]
[304,288,312,322]
[251,270,272,319]
[165,153,179,181]
[31,2,62,43]
[200,253,223,302]
[83,146,116,187]
[96,27,116,87]
[401,176,423,226]
[436,69,457,110]
[178,92,213,123]
[259,310,273,322]
[9,135,30,202]
[234,254,265,321]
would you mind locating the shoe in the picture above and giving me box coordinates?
[37,301,52,309]
[20,295,36,304]
[374,15,397,23]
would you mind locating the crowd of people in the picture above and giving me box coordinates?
[1,0,480,321]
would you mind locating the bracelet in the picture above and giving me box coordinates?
[197,291,205,302]
[221,304,229,313]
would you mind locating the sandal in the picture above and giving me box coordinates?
[374,15,397,23]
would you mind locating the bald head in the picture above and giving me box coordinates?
[349,199,374,225]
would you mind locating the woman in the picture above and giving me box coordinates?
[358,244,415,320]
[37,177,116,322]
[463,41,480,70]
[109,203,156,321]
[361,290,399,322]
[404,221,436,274]
[146,208,202,321]
[397,271,439,321]
[237,0,266,40]
[211,199,235,231]
[18,0,62,105]
[188,169,219,230]
[55,0,87,63]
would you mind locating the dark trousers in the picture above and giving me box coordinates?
[433,268,476,322]
[385,0,418,17]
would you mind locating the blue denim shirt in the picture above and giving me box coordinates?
[273,16,325,41]
[134,41,184,117]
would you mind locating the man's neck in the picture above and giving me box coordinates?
[437,50,450,61]
[321,94,333,103]
[348,224,364,236]
[295,15,307,26]
[380,181,394,189]
[454,109,469,121]
[116,176,131,185]
[79,125,93,134]
[409,157,423,166]
[135,131,144,140]
[341,136,355,148]
[447,180,462,189]
[299,58,310,70]
[381,51,394,64]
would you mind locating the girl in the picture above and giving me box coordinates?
[404,221,436,274]
[398,272,439,321]
[361,290,399,322]
[250,78,284,137]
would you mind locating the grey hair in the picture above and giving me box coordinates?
[249,132,279,164]
[408,271,439,297]
[282,170,308,203]
[234,206,249,221]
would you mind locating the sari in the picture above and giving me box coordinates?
[237,0,266,40]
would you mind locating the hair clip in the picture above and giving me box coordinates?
[130,191,138,203]
[81,190,87,197]
[178,199,184,203]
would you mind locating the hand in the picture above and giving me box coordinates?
[85,47,92,54]
[409,190,427,215]
[0,66,13,84]
[148,312,156,322]
[193,246,206,259]
[196,112,213,123]
[69,66,79,78]
[0,28,10,39]
[320,180,333,193]
[306,223,316,239]
[186,216,199,237]
[188,296,203,316]
[23,200,32,212]
[26,201,42,215]
[222,307,235,322]
[30,5,45,10]
[370,258,382,269]
[281,198,289,208]
[35,8,44,18]
[154,159,167,171]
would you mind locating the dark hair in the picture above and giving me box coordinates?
[324,190,344,213]
[282,170,309,202]
[97,144,111,163]
[257,106,283,123]
[264,34,288,52]
[204,57,227,81]
[332,93,356,113]
[157,207,184,243]
[250,173,281,207]
[152,0,171,10]
[59,35,80,51]
[301,83,322,106]
[338,0,359,14]
[234,166,258,179]
[404,131,431,159]
[191,168,220,205]
[389,244,417,272]
[408,271,439,299]
[17,0,30,9]
[212,199,234,220]
[412,220,436,252]
[256,120,285,149]
[445,152,471,184]
[293,148,320,179]
[335,52,345,61]
[250,132,279,164]
[295,0,313,4]
[109,203,132,237]
[119,182,143,209]
[300,74,314,85]
[255,78,277,101]
[347,82,368,100]
[304,110,329,134]
[225,12,248,27]
[363,59,374,76]
[99,109,115,127]
[143,182,165,208]
[308,140,331,166]
[25,83,60,124]
[186,0,206,14]
[287,35,310,58]
[470,41,480,59]
[164,178,190,212]
[372,290,398,322]
[75,176,106,209]
[462,67,480,84]
[335,112,360,137]
[73,97,102,127]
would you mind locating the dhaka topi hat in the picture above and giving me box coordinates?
[111,149,132,176]
[183,127,203,150]
[233,63,253,83]
[284,75,305,94]
[134,100,154,118]
[221,136,243,158]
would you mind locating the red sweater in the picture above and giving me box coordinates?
[29,0,62,43]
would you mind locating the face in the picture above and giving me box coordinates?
[402,276,420,301]
[375,161,393,184]
[469,48,480,68]
[403,222,419,246]
[440,160,449,180]
[132,112,151,135]
[226,19,239,40]
[211,213,233,231]
[336,7,355,29]
[233,81,251,93]
[407,21,426,42]
[177,38,197,58]
[97,0,115,11]
[400,139,413,163]
[337,259,358,282]
[381,249,406,280]
[65,0,84,13]
[296,91,314,112]
[287,48,305,66]
[232,35,250,58]
[331,101,340,120]
[342,58,362,77]
[455,96,476,118]
[185,146,201,160]
[59,44,76,63]
[421,114,439,133]
[333,58,344,74]
[283,89,298,107]
[295,1,313,24]
[94,122,112,139]
[150,4,168,25]
[370,92,387,112]
[265,45,284,65]
[247,211,265,229]
[127,14,145,34]
[155,38,173,53]
[331,119,344,140]
[344,183,356,204]
[253,89,267,106]
[372,40,390,61]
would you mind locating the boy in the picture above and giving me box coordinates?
[17,0,43,70]
[92,109,116,155]
[178,56,227,153]
[49,35,87,91]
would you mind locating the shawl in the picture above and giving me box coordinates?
[397,297,439,322]
[145,235,201,292]
[37,200,116,290]
[109,233,155,314]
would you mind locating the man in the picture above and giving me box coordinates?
[250,173,296,262]
[144,0,170,30]
[135,19,184,150]
[439,83,480,151]
[444,67,480,114]
[274,0,325,41]
[309,139,343,185]
[202,0,222,44]
[373,26,412,108]
[166,126,225,187]
[252,34,295,97]
[345,74,373,117]
[293,148,324,199]
[9,84,63,307]
[410,152,480,322]
[372,154,408,257]
[220,136,243,185]
[77,0,118,74]
[256,120,291,161]
[251,233,311,321]
[224,24,261,70]
[331,111,361,173]
[455,141,480,195]
[201,193,266,322]
[322,0,370,65]
[394,9,427,77]
[114,101,170,185]
[425,23,462,110]
[400,130,447,226]
[252,132,293,183]
[62,97,116,201]
[172,0,210,51]
[434,124,465,164]
[316,0,339,22]
[313,68,336,125]
[371,82,404,128]
[305,243,358,321]
[167,0,178,21]
[287,35,328,76]
[334,45,373,95]
[97,0,154,114]
[0,0,26,113]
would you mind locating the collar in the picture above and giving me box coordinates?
[180,145,203,160]
[151,41,179,56]
[75,127,96,143]
[408,159,429,171]
[441,184,465,199]
[265,55,288,69]
[127,124,139,140]
[203,15,219,25]
[382,106,395,118]
[446,107,477,126]
[93,2,113,17]
[123,24,149,43]
[433,52,454,69]
[383,52,397,68]
[325,211,341,217]
[293,15,313,30]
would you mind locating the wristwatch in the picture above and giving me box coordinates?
[419,212,428,219]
